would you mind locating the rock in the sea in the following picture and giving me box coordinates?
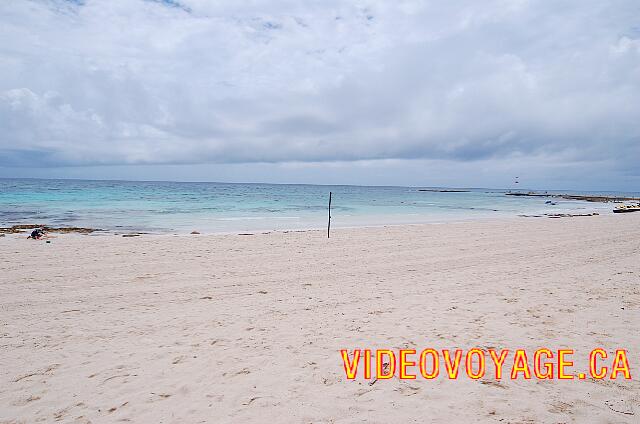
[191,231,200,234]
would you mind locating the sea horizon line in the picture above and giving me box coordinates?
[1,176,638,196]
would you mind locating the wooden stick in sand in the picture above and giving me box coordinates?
[327,191,332,238]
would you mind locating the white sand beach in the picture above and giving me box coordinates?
[1,214,639,423]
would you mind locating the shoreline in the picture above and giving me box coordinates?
[0,210,613,238]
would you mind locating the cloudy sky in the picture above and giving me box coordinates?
[1,0,639,190]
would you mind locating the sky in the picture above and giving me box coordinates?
[0,0,639,190]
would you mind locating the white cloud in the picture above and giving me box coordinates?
[0,0,638,180]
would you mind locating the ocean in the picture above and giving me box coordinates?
[0,178,630,234]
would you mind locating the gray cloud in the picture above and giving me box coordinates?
[0,0,639,177]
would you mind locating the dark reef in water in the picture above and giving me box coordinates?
[519,212,600,218]
[0,224,100,234]
[506,192,640,203]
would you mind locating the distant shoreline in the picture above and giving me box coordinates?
[504,192,640,203]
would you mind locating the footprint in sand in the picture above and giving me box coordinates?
[11,394,41,406]
[605,399,635,416]
[172,355,187,365]
[548,401,574,414]
[479,380,507,389]
[13,364,60,382]
[102,374,131,384]
[396,384,421,396]
[148,392,172,402]
[106,401,129,414]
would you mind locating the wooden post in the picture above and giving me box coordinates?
[327,191,332,238]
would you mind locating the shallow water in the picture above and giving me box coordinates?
[0,178,629,233]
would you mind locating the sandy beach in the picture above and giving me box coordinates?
[1,214,639,423]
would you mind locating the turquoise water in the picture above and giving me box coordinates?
[0,178,627,234]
